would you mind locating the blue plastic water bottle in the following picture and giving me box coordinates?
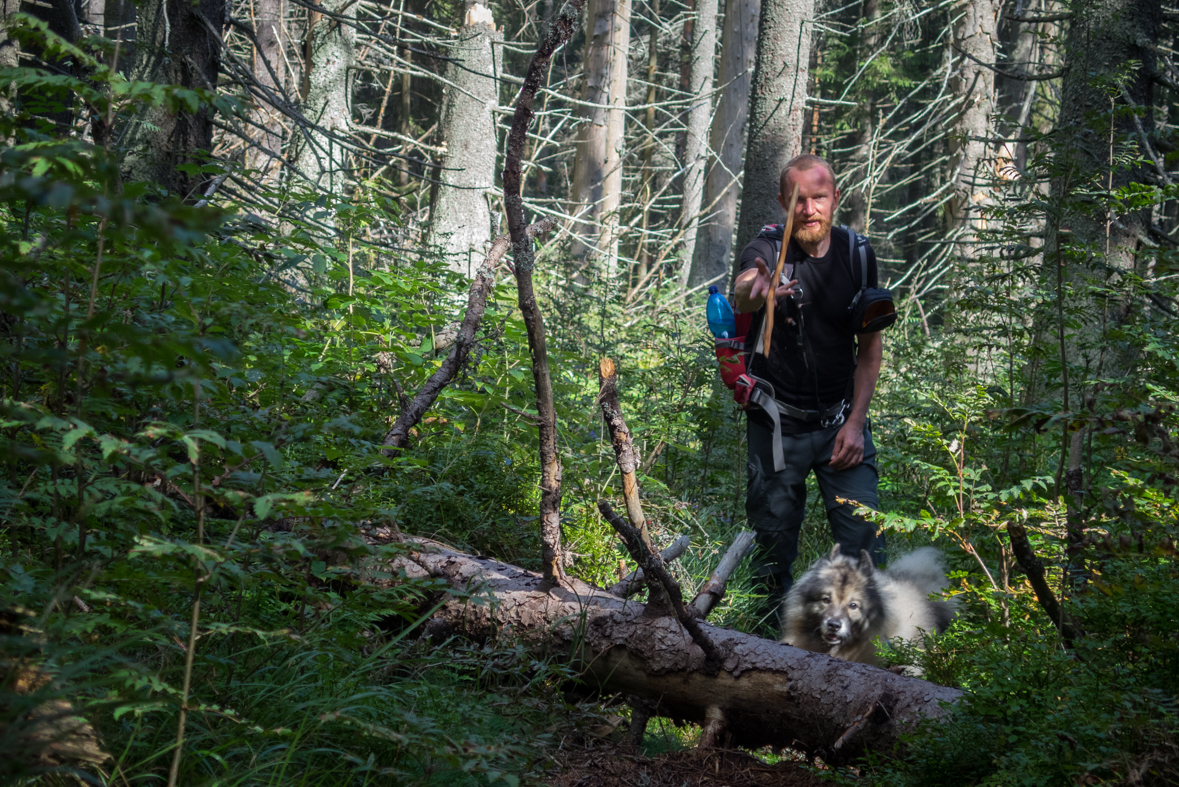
[706,285,736,339]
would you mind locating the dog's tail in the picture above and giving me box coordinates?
[887,547,949,595]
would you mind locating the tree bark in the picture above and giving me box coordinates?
[386,535,963,763]
[686,0,759,288]
[247,0,286,182]
[948,0,1001,239]
[733,0,814,251]
[679,0,718,279]
[123,0,225,198]
[426,5,504,277]
[290,0,355,208]
[568,0,630,281]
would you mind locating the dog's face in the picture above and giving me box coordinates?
[798,546,881,650]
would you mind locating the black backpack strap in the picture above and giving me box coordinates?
[843,225,869,289]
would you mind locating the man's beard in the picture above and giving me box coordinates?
[793,214,833,245]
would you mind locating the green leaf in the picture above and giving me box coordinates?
[249,440,284,470]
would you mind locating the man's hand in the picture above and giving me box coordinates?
[829,420,865,470]
[735,257,798,314]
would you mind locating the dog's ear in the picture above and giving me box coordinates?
[857,549,874,576]
[828,544,843,561]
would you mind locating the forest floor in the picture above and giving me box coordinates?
[545,738,831,787]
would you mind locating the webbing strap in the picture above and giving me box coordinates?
[749,383,849,473]
[749,387,787,473]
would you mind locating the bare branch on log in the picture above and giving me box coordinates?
[387,536,964,762]
[599,500,722,671]
[1007,521,1080,645]
[597,357,654,551]
[381,219,554,452]
[607,534,690,597]
[502,0,588,585]
[689,531,756,618]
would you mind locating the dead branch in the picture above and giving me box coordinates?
[598,500,722,672]
[1007,521,1080,646]
[501,0,589,585]
[689,531,756,618]
[597,357,653,550]
[381,218,554,451]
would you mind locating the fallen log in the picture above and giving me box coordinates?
[380,533,962,764]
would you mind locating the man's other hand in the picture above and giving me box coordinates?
[735,258,797,314]
[829,420,865,470]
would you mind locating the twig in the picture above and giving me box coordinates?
[607,534,690,597]
[688,531,755,618]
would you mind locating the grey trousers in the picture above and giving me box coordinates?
[745,417,885,613]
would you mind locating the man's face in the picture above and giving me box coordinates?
[779,166,839,246]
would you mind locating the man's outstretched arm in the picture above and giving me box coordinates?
[734,259,797,314]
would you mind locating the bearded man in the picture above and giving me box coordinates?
[733,154,886,629]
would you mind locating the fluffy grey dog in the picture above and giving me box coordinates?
[779,545,956,665]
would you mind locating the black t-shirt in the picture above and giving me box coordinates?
[738,224,878,431]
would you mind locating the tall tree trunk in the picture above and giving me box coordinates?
[247,0,285,182]
[568,0,630,281]
[290,0,355,209]
[678,0,718,279]
[947,0,1001,237]
[123,0,225,198]
[631,1,660,294]
[733,0,813,251]
[426,4,503,277]
[685,0,759,288]
[841,0,880,233]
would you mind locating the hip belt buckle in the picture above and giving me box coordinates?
[820,402,848,429]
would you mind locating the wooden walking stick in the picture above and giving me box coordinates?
[761,182,801,357]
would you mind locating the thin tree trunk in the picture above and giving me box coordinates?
[679,0,718,279]
[733,0,814,250]
[399,48,412,188]
[686,0,759,288]
[426,5,503,277]
[841,0,880,233]
[0,0,21,118]
[631,1,660,293]
[247,0,285,182]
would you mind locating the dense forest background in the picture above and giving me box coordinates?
[2,0,1179,782]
